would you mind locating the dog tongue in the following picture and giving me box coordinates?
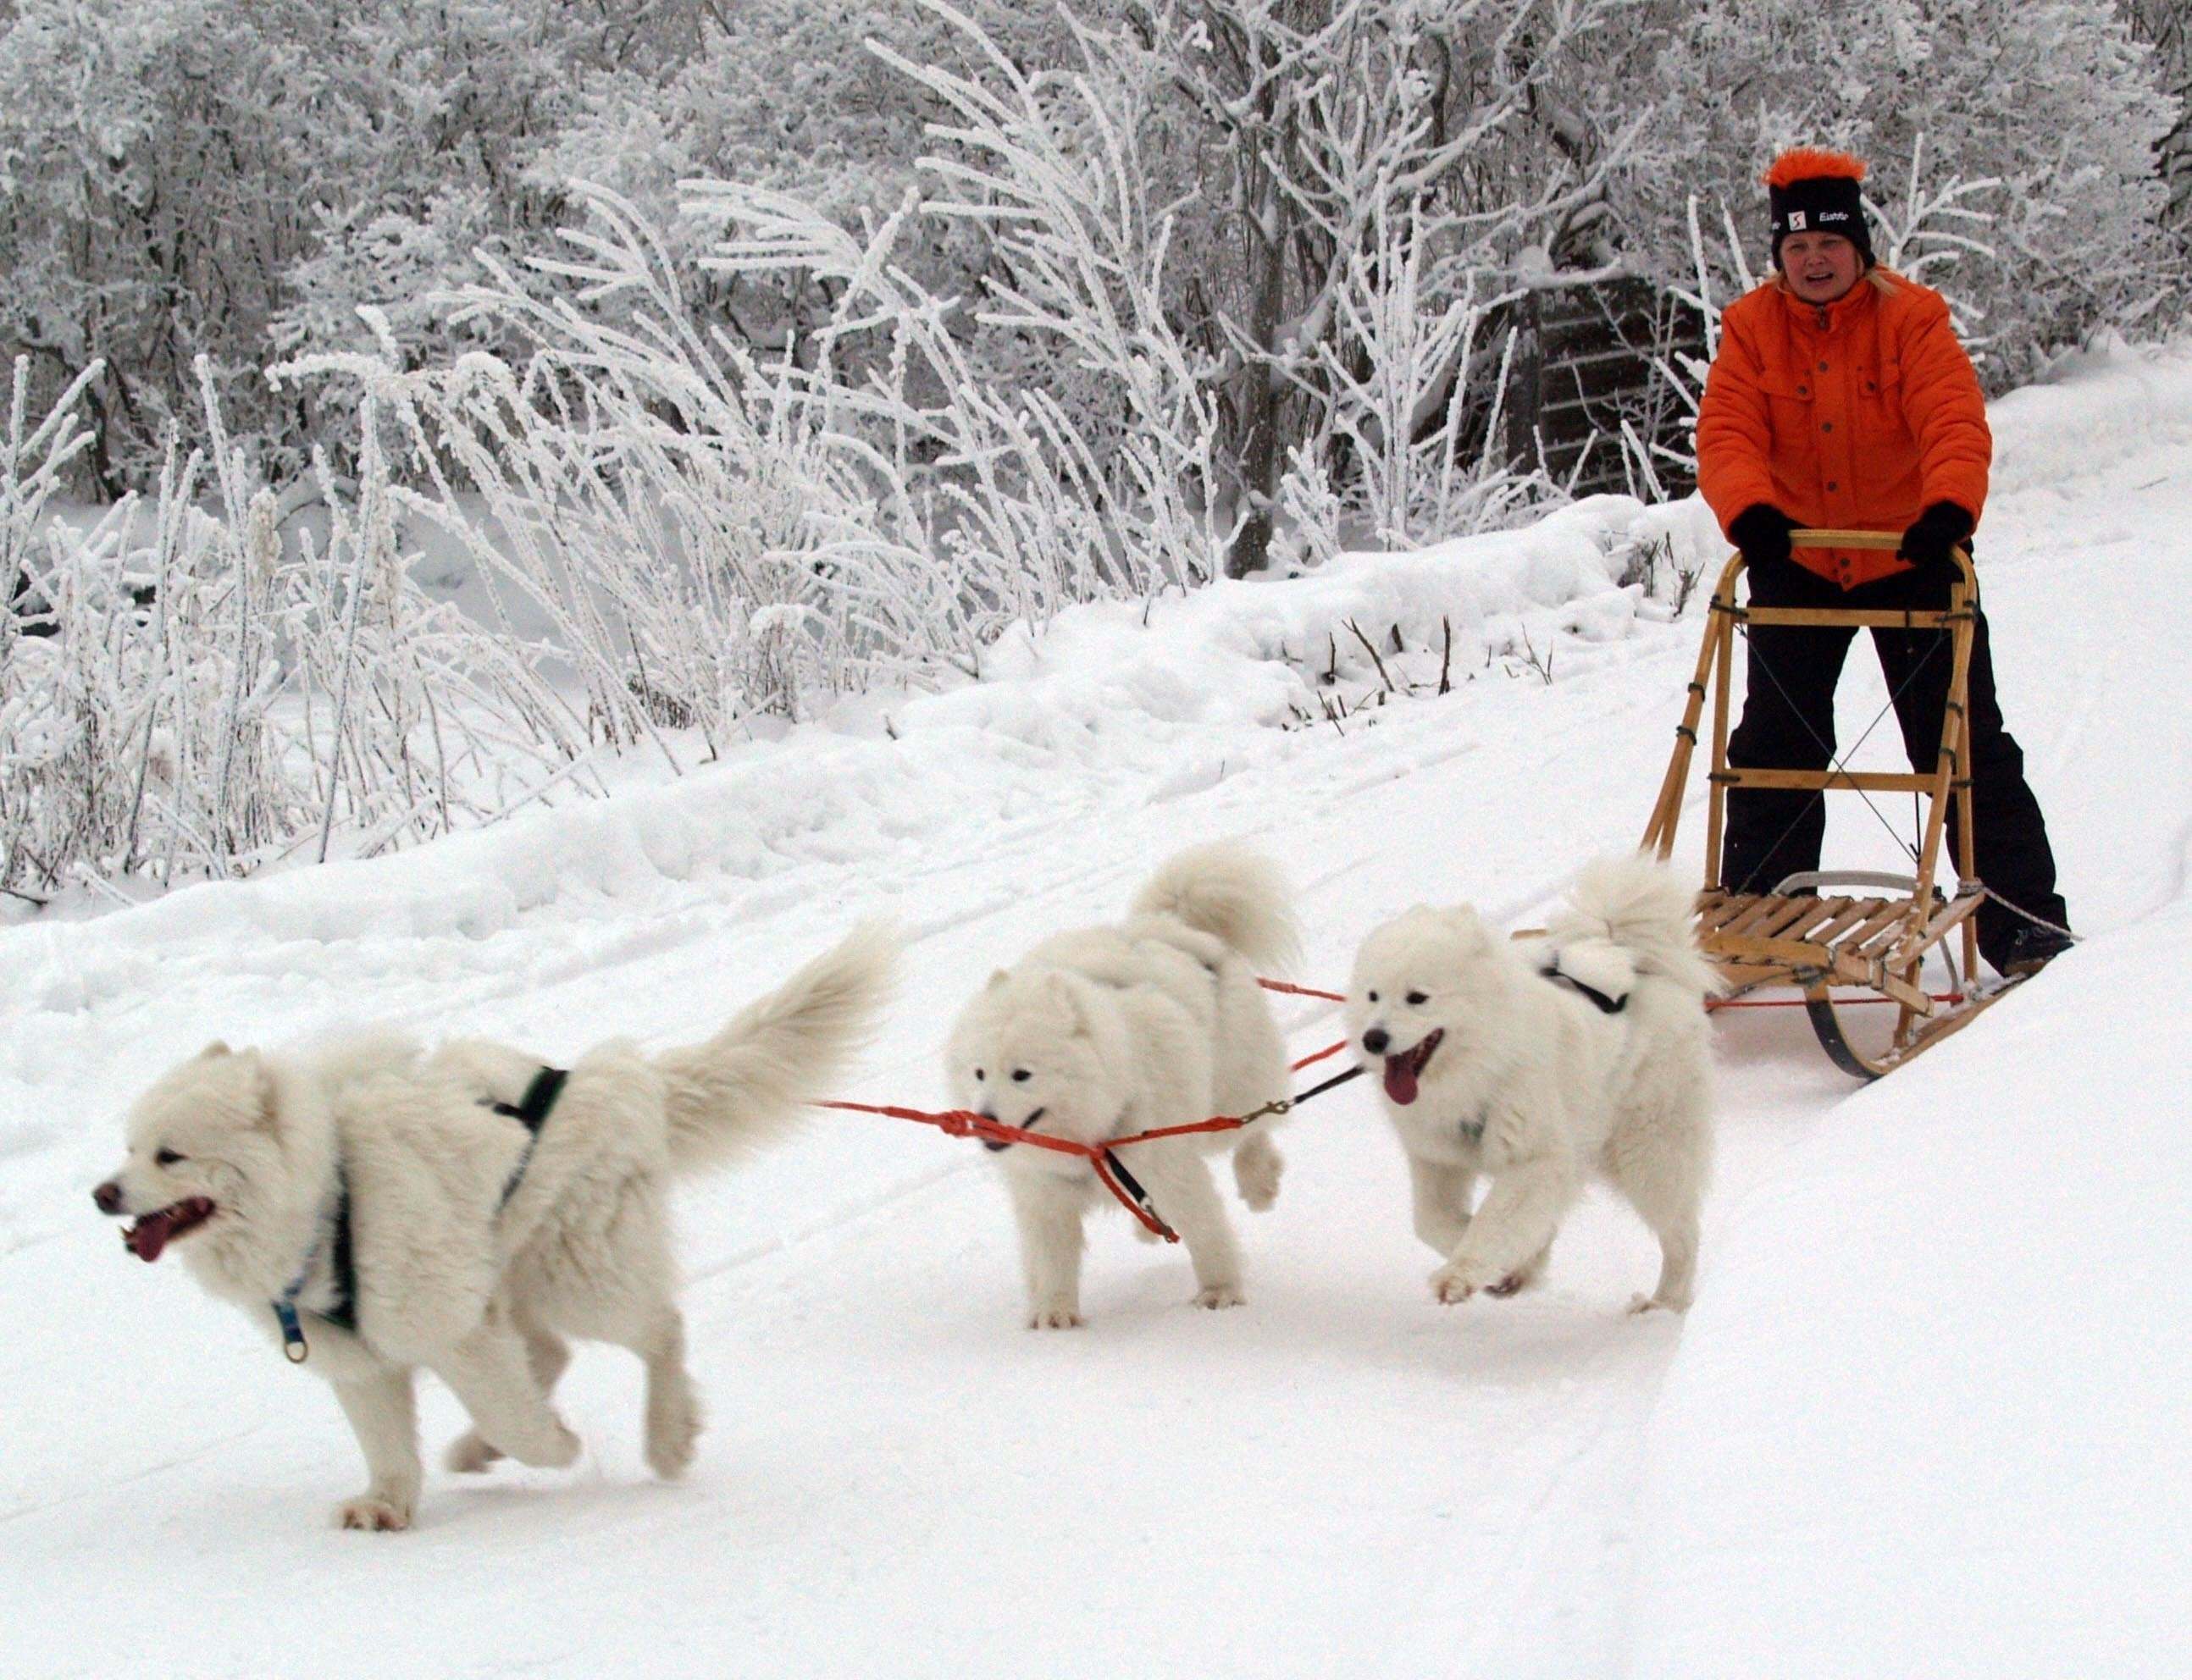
[124,1211,174,1263]
[1383,1057,1420,1107]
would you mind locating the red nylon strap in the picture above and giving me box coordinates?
[822,975,1354,1240]
[1259,979,1347,1002]
[816,1099,1093,1160]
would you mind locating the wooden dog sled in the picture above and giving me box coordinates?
[1641,530,2022,1079]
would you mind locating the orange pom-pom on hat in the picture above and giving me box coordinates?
[1764,147,1867,190]
[1764,146,1874,269]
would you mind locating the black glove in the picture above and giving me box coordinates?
[1898,500,1974,574]
[1728,503,1796,572]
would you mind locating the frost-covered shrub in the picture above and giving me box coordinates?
[0,363,584,898]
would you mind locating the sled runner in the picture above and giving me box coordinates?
[1640,530,2020,1079]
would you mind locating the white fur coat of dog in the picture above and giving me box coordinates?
[1346,855,1719,1313]
[95,924,895,1530]
[944,845,1299,1327]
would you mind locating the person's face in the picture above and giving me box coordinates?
[1780,231,1863,304]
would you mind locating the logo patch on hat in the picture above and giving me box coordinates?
[1786,210,1807,231]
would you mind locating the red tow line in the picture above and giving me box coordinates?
[824,968,1984,1236]
[821,979,1355,1241]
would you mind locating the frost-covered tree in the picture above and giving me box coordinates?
[0,0,698,491]
[1126,0,1647,572]
[1602,0,2176,381]
[2122,0,2189,229]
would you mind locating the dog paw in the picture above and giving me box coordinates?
[645,1418,700,1481]
[1191,1283,1246,1311]
[1027,1306,1084,1330]
[1627,1291,1690,1316]
[1233,1147,1283,1213]
[1431,1259,1492,1304]
[444,1431,504,1474]
[335,1494,412,1532]
[496,1420,581,1470]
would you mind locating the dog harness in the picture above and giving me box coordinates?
[268,1065,567,1363]
[272,1168,356,1363]
[490,1065,568,1206]
[1539,958,1629,1016]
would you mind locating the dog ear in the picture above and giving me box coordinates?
[1039,971,1091,1034]
[1442,905,1494,951]
[198,1040,231,1059]
[234,1050,282,1130]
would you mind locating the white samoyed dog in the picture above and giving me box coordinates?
[1345,854,1719,1313]
[946,845,1300,1328]
[92,924,895,1532]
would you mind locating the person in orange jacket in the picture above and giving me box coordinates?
[1695,146,2073,975]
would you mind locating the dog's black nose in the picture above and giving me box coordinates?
[92,1180,124,1215]
[1362,1028,1389,1056]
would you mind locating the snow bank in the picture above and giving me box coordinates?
[14,495,1703,957]
[1625,902,2192,1678]
[1990,337,2192,498]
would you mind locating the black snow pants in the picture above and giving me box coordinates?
[1719,556,2069,973]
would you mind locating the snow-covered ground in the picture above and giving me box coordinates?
[3,342,2188,1678]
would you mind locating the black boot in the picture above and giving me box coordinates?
[1999,923,2075,978]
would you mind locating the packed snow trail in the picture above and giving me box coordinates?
[2,344,2188,1677]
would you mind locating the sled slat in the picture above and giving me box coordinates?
[1742,607,1963,630]
[1750,896,1840,942]
[1805,897,1891,948]
[1873,887,1987,964]
[1845,899,1920,952]
[1715,894,1799,937]
[1771,896,1850,944]
[1712,768,1938,793]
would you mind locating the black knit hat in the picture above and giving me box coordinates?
[1765,148,1876,270]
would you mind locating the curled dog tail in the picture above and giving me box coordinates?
[654,921,899,1174]
[1131,843,1301,974]
[1548,854,1723,1001]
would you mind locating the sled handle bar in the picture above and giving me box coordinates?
[1785,528,1976,588]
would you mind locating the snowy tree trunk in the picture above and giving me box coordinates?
[1230,102,1293,579]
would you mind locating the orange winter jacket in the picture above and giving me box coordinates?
[1696,269,1990,589]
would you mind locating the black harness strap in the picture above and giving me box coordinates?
[1094,1059,1367,1239]
[271,1161,355,1359]
[1540,960,1629,1015]
[1293,1062,1365,1104]
[490,1065,568,1130]
[490,1065,568,1206]
[1099,1148,1159,1218]
[268,1069,567,1362]
[323,1169,358,1335]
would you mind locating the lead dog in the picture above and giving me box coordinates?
[93,924,895,1531]
[1346,855,1719,1313]
[946,845,1299,1327]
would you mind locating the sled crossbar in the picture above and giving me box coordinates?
[1740,606,1968,629]
[1641,530,2022,1079]
[1711,769,1940,793]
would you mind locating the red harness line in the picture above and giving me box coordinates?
[819,978,1354,1241]
[821,970,1983,1235]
